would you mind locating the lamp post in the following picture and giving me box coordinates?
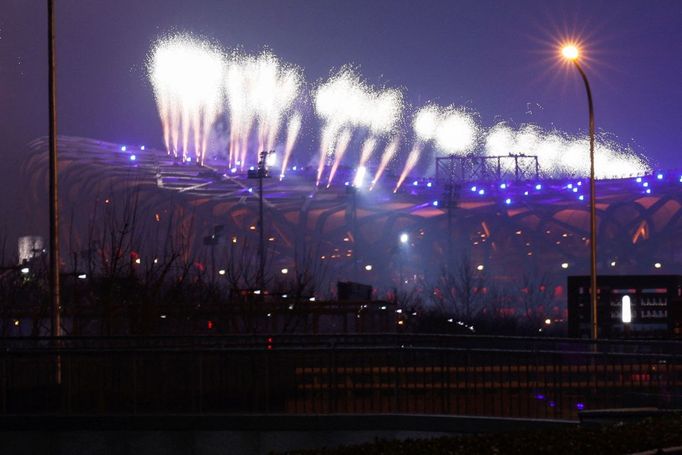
[562,44,598,340]
[248,150,272,293]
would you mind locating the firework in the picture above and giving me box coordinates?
[315,68,403,185]
[148,34,224,165]
[224,52,302,169]
[434,108,479,155]
[413,104,479,155]
[483,123,649,178]
[413,105,441,142]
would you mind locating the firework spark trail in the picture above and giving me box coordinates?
[358,136,377,168]
[224,56,256,168]
[280,112,302,179]
[326,129,353,187]
[149,35,224,164]
[369,137,399,190]
[316,124,339,185]
[223,52,302,168]
[394,144,422,192]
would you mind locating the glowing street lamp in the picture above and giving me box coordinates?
[561,42,598,340]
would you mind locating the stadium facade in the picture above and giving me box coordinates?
[22,136,682,317]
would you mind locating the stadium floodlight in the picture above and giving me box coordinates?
[399,233,409,244]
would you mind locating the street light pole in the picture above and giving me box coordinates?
[562,45,598,339]
[48,0,61,342]
[249,150,271,293]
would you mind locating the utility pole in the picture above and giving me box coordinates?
[48,0,61,383]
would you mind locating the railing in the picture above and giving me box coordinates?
[1,335,681,420]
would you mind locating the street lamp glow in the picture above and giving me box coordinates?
[561,44,579,61]
[399,233,409,244]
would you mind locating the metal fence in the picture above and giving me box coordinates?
[1,334,681,420]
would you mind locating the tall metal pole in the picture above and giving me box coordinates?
[574,61,598,340]
[258,164,265,292]
[257,150,268,293]
[48,0,61,341]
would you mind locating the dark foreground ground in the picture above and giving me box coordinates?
[281,414,682,455]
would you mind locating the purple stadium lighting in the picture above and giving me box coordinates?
[121,146,127,152]
[579,195,585,201]
[140,146,145,151]
[535,183,542,190]
[505,198,511,205]
[432,200,439,207]
[500,183,507,189]
[478,189,485,195]
[657,173,663,180]
[130,154,136,161]
[470,185,477,192]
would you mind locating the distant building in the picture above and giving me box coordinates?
[17,236,44,264]
[568,275,682,338]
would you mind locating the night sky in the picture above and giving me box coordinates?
[1,0,681,241]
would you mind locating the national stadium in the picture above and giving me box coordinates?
[21,135,682,317]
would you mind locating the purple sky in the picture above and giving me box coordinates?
[1,0,681,240]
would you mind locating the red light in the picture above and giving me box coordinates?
[267,337,273,343]
[207,320,213,330]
